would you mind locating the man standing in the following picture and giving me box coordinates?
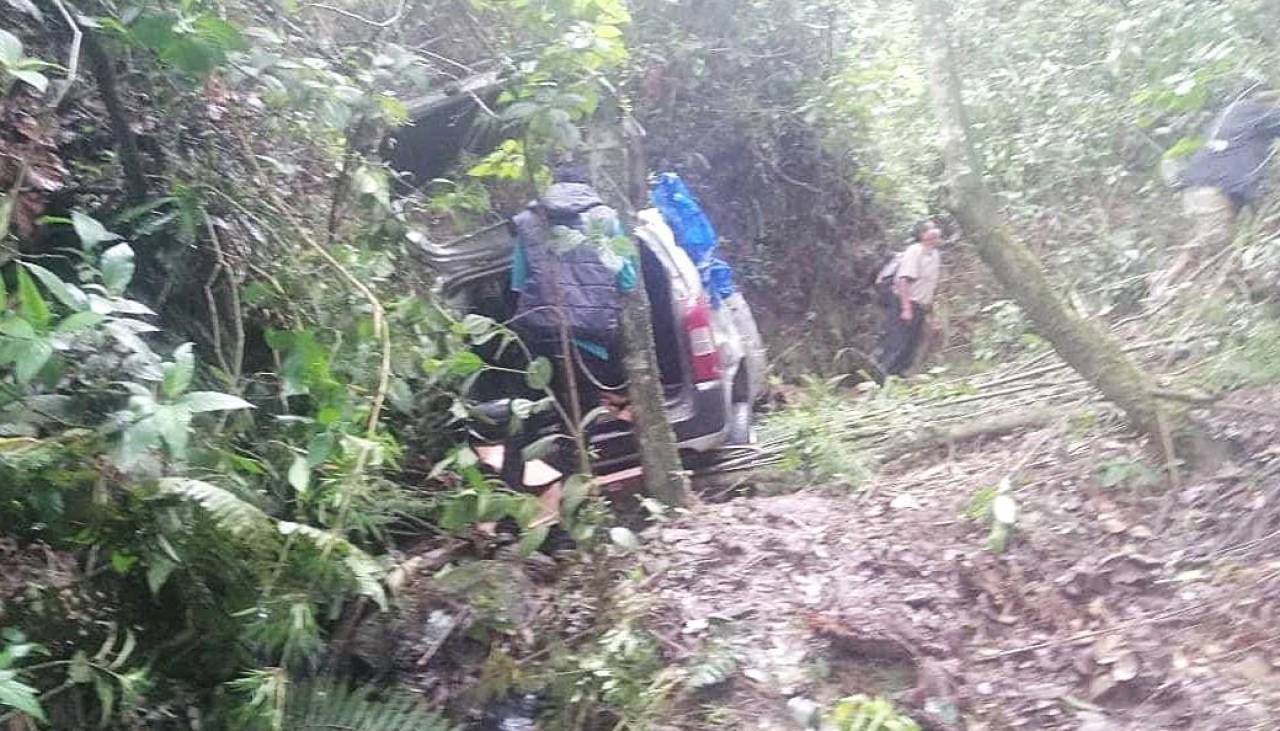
[1157,90,1280,295]
[875,221,942,378]
[502,163,636,488]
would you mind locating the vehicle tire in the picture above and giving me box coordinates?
[726,400,755,445]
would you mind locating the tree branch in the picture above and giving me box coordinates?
[300,0,409,28]
[48,0,82,110]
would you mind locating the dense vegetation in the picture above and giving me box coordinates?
[1,0,1278,728]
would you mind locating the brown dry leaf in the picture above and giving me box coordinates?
[1091,635,1123,664]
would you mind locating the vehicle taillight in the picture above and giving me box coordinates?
[683,297,720,382]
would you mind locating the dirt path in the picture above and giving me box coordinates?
[637,396,1280,729]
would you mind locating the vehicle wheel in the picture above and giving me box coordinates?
[726,401,755,445]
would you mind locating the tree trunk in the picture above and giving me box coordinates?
[914,0,1180,439]
[614,118,689,506]
[619,286,689,506]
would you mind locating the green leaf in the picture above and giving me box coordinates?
[461,313,497,338]
[0,30,21,65]
[55,310,104,334]
[526,356,553,390]
[276,522,387,610]
[92,673,115,727]
[116,412,161,469]
[447,350,485,377]
[145,556,177,596]
[22,263,87,311]
[287,455,310,494]
[193,14,247,51]
[163,343,195,398]
[560,474,593,517]
[13,337,52,384]
[100,243,136,295]
[182,391,253,413]
[153,403,193,457]
[306,432,335,467]
[0,672,46,722]
[15,267,50,331]
[71,211,120,249]
[10,68,47,93]
[110,551,138,574]
[517,524,550,557]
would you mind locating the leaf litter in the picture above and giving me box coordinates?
[632,388,1280,729]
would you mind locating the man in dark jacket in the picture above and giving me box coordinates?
[501,165,636,487]
[1157,91,1280,295]
[508,164,636,393]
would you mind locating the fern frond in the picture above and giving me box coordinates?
[157,478,273,537]
[277,522,388,610]
[285,676,458,731]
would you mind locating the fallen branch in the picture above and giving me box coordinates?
[879,408,1057,462]
[976,600,1210,663]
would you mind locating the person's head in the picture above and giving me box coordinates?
[915,219,943,249]
[551,161,590,185]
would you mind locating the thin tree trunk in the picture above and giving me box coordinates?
[914,0,1181,438]
[619,284,689,506]
[83,32,146,202]
[616,119,689,506]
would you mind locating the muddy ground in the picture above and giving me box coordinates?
[633,389,1280,730]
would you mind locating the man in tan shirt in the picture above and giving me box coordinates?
[874,221,942,377]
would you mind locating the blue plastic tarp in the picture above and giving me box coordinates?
[651,173,736,307]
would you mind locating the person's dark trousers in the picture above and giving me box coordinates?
[875,295,927,377]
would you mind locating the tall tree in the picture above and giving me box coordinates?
[913,0,1181,439]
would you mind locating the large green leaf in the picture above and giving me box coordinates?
[71,211,120,249]
[22,262,87,311]
[182,391,253,413]
[1,317,53,384]
[526,356,553,390]
[153,404,192,457]
[55,311,105,334]
[15,268,50,331]
[287,455,310,494]
[0,670,46,722]
[13,337,52,384]
[0,30,22,65]
[100,243,136,295]
[163,343,195,398]
[10,68,46,93]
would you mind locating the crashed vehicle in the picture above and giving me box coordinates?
[424,199,766,481]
